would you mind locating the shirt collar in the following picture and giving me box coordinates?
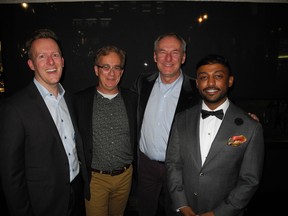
[34,78,65,100]
[156,71,183,93]
[202,98,230,114]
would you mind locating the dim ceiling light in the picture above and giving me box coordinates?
[21,3,28,9]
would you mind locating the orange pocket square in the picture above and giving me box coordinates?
[228,135,247,146]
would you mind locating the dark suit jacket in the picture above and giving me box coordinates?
[132,72,200,143]
[166,102,265,216]
[72,86,137,182]
[0,82,89,216]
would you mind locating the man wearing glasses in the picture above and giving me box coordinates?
[73,45,137,216]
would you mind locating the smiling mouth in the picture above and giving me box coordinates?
[46,69,57,73]
[206,89,217,93]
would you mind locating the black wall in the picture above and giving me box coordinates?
[1,2,288,214]
[0,1,287,99]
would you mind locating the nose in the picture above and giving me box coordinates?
[107,68,116,75]
[165,53,172,61]
[207,77,216,86]
[46,55,55,65]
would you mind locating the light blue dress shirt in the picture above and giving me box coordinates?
[34,79,79,182]
[139,72,183,161]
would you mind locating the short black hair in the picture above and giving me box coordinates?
[196,54,232,76]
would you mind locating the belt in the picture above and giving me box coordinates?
[91,164,130,176]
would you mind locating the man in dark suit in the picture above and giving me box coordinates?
[166,54,265,216]
[0,29,89,216]
[132,33,200,216]
[73,45,137,216]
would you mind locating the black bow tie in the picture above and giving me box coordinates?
[201,109,224,120]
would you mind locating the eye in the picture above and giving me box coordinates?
[114,66,123,71]
[215,74,224,79]
[52,53,61,58]
[158,51,166,55]
[38,54,46,59]
[172,51,180,56]
[198,75,208,80]
[102,65,110,70]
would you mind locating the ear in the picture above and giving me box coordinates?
[181,53,186,64]
[27,59,35,71]
[228,75,234,88]
[61,57,64,68]
[94,65,99,76]
[196,79,199,88]
[153,52,157,63]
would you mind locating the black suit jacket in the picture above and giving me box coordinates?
[132,72,200,142]
[0,82,89,216]
[73,86,137,182]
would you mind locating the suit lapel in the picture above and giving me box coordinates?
[138,73,157,126]
[187,105,203,170]
[29,83,66,148]
[176,75,195,114]
[202,104,239,168]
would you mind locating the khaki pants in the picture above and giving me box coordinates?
[85,165,133,216]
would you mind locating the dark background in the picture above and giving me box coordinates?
[1,1,288,137]
[0,1,287,98]
[0,1,288,215]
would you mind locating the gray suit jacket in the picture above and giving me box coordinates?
[166,101,264,216]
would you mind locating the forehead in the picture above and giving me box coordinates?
[31,38,60,53]
[98,52,121,62]
[157,36,182,49]
[197,63,228,74]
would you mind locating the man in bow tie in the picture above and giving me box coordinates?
[165,54,265,216]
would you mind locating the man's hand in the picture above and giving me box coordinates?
[179,206,197,216]
[199,211,215,216]
[248,113,260,122]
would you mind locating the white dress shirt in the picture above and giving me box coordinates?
[199,99,230,166]
[34,79,79,182]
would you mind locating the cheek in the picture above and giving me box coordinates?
[197,80,206,89]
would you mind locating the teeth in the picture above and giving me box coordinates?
[207,89,217,93]
[47,69,56,72]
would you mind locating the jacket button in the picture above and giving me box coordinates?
[199,172,204,176]
[193,192,198,196]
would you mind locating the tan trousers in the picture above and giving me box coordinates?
[85,165,133,216]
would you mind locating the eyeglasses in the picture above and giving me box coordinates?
[96,64,123,73]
